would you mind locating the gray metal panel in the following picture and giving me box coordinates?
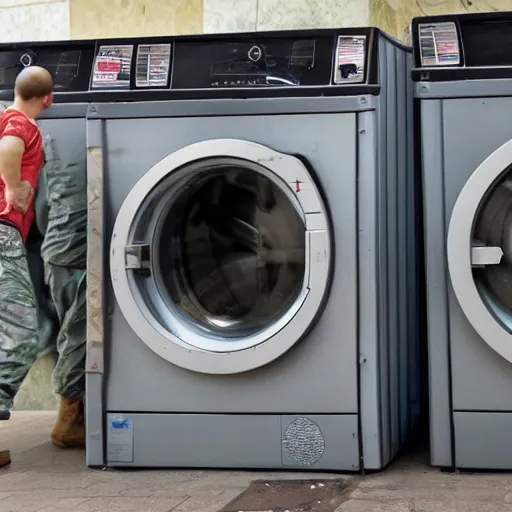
[85,373,104,467]
[375,38,391,468]
[103,113,358,415]
[105,413,359,470]
[415,79,512,99]
[420,99,453,468]
[357,110,382,470]
[87,96,376,120]
[384,36,400,461]
[441,98,512,411]
[37,117,86,167]
[406,55,421,431]
[453,412,512,469]
[399,49,413,444]
[38,103,88,119]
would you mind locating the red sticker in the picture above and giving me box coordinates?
[97,60,121,73]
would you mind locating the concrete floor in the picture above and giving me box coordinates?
[2,412,512,511]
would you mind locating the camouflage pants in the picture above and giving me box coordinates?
[0,224,39,413]
[44,263,86,399]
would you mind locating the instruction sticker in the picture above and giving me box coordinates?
[107,417,133,463]
[91,45,133,89]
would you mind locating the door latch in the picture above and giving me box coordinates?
[125,244,151,277]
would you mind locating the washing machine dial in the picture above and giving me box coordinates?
[248,45,262,62]
[19,52,34,67]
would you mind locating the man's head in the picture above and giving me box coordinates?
[14,66,54,116]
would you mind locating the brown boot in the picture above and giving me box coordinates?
[51,397,85,449]
[0,450,10,468]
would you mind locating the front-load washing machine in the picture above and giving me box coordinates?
[413,11,512,470]
[85,28,419,471]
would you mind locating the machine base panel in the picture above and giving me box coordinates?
[454,411,512,469]
[104,413,360,471]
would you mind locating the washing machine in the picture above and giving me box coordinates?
[85,28,419,471]
[413,12,512,470]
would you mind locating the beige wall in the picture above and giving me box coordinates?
[69,0,202,39]
[2,0,512,43]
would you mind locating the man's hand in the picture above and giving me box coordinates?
[1,180,33,214]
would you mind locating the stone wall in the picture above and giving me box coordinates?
[1,0,512,43]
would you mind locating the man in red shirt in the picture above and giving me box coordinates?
[0,66,53,468]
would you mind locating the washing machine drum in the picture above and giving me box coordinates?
[155,166,306,337]
[473,179,512,330]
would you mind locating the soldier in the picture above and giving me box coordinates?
[0,67,53,468]
[34,134,87,450]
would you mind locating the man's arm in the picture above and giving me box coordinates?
[0,135,32,214]
[0,135,24,187]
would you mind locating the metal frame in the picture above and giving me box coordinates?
[85,119,105,467]
[86,96,376,119]
[448,137,512,365]
[419,99,453,468]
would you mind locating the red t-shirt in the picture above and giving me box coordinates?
[0,108,43,242]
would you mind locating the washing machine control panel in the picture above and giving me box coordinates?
[412,11,512,81]
[172,37,329,89]
[0,41,95,94]
[0,27,380,102]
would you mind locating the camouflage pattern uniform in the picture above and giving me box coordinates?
[0,223,39,412]
[34,135,87,399]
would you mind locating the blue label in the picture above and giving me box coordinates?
[112,419,131,430]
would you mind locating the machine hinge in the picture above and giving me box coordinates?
[125,244,151,277]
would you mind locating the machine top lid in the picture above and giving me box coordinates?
[411,11,512,82]
[0,27,408,103]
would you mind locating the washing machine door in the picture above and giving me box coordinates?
[448,138,512,364]
[110,139,331,374]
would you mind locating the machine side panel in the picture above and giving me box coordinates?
[420,99,453,468]
[375,38,391,469]
[358,110,381,470]
[374,35,413,468]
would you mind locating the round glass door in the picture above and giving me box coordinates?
[111,139,331,374]
[448,138,512,364]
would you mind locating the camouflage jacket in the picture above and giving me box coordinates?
[35,135,87,268]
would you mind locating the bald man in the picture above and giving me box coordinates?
[0,66,53,468]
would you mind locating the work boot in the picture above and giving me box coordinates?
[50,397,85,449]
[0,410,11,468]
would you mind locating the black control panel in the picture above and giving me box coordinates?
[0,41,95,93]
[412,11,512,81]
[172,37,330,89]
[0,27,398,101]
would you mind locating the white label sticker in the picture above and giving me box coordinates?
[107,417,134,463]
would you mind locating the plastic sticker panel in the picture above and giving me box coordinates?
[135,44,171,88]
[91,45,133,89]
[333,35,366,84]
[418,22,460,67]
